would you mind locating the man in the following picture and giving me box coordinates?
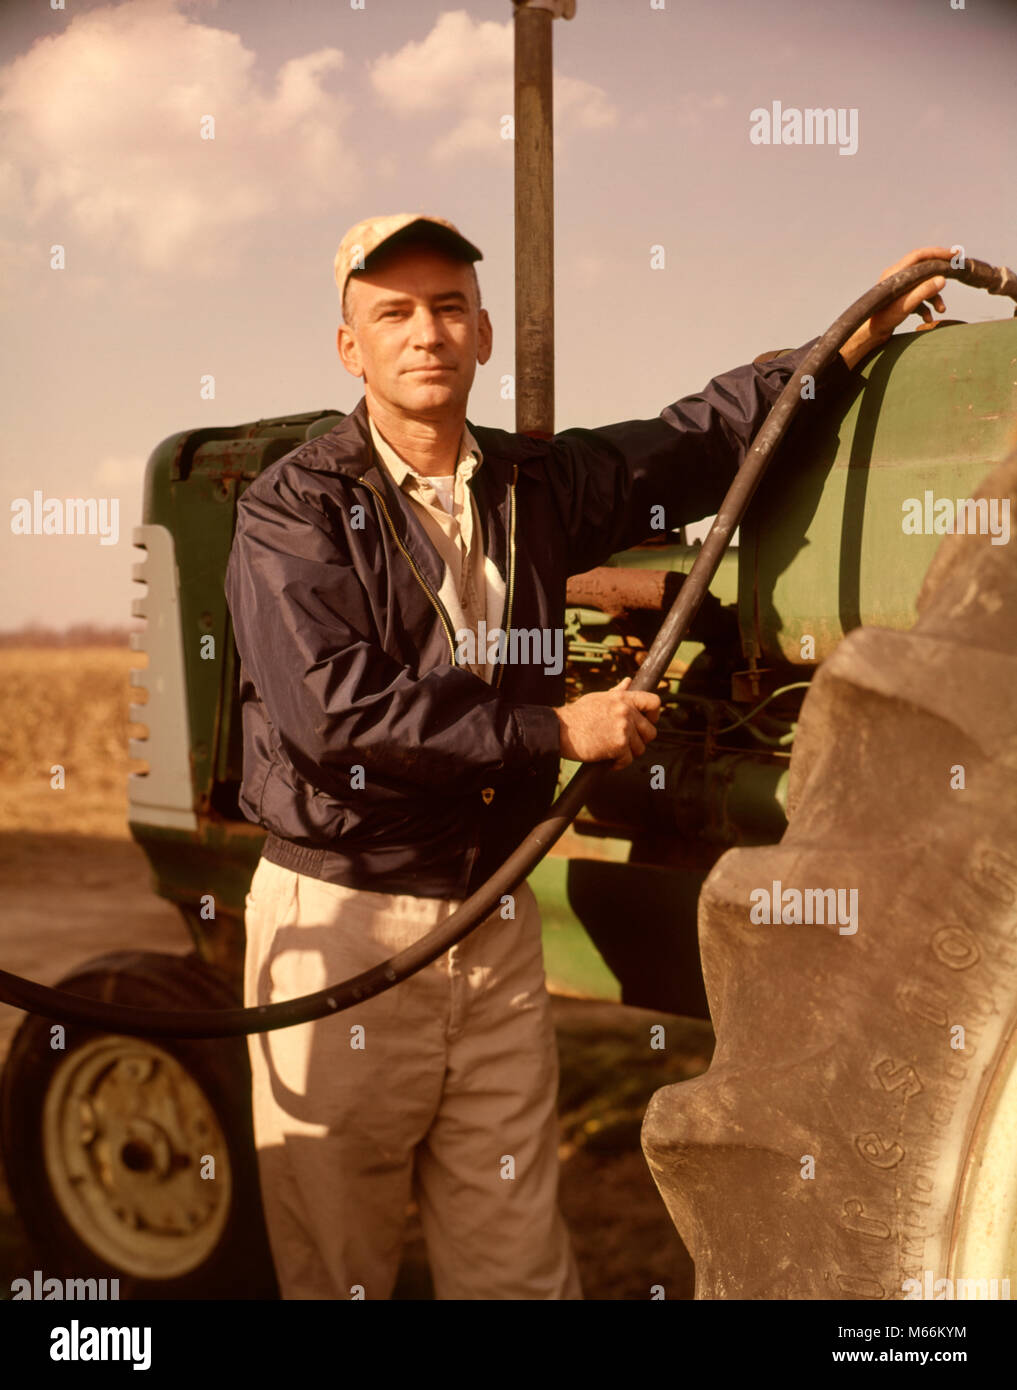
[224,215,950,1300]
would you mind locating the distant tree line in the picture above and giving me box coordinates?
[0,622,142,649]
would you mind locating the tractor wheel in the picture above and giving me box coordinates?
[641,452,1017,1300]
[0,950,278,1299]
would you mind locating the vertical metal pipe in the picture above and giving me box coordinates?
[513,5,555,437]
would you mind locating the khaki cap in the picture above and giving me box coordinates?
[334,213,483,300]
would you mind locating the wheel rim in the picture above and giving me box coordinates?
[42,1036,232,1280]
[949,1021,1017,1299]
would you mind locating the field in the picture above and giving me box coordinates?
[0,645,712,1300]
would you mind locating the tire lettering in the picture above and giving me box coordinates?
[964,848,1017,911]
[835,1272,885,1299]
[896,980,948,1028]
[840,1198,891,1241]
[873,1057,923,1098]
[855,1132,905,1168]
[930,924,981,971]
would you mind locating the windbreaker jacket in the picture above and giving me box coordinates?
[224,337,852,900]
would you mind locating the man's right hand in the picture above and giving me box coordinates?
[554,676,662,771]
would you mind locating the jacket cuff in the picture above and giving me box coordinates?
[817,346,855,388]
[773,336,855,396]
[510,703,562,767]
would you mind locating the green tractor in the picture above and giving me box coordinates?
[2,314,1014,1299]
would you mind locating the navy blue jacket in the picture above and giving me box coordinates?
[224,338,850,899]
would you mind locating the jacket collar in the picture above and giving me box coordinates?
[367,412,484,497]
[301,395,528,588]
[299,395,546,488]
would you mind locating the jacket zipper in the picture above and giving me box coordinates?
[495,465,517,690]
[357,477,458,664]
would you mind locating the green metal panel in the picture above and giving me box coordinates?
[528,857,622,1001]
[139,412,345,811]
[738,319,1017,664]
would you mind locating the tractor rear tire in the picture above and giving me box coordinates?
[641,453,1017,1300]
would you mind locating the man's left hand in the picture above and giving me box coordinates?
[839,244,953,370]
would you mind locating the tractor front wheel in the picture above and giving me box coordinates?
[1,950,277,1299]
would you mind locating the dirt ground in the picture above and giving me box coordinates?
[0,647,712,1300]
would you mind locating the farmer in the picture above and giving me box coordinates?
[224,216,949,1300]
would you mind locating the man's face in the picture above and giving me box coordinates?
[336,244,492,419]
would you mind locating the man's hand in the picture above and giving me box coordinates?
[839,245,952,370]
[554,676,662,771]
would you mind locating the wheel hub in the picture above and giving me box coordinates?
[43,1037,231,1279]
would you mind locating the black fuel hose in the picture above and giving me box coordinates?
[2,256,1014,1038]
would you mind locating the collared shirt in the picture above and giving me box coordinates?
[368,414,505,683]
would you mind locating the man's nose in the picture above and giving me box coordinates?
[410,308,445,348]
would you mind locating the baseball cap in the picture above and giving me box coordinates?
[334,214,483,301]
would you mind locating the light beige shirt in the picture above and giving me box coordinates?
[368,414,506,683]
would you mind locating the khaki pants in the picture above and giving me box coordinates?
[243,856,583,1300]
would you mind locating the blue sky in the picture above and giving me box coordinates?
[1,0,1014,627]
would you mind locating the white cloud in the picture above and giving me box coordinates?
[370,9,616,164]
[556,74,617,133]
[0,0,359,276]
[369,11,507,117]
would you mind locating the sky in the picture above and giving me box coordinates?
[1,0,1014,629]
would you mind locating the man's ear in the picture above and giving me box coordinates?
[337,323,364,379]
[477,308,493,367]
